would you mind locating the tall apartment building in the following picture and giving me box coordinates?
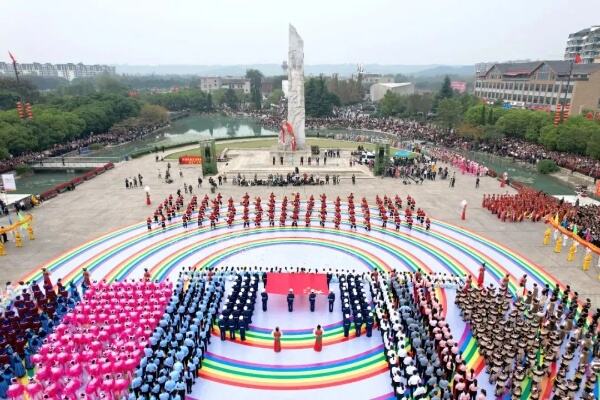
[474,60,600,115]
[565,25,600,64]
[0,62,115,81]
[199,77,251,94]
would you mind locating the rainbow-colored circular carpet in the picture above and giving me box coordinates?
[26,204,561,399]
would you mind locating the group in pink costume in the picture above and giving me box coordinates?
[7,280,172,400]
[429,148,488,176]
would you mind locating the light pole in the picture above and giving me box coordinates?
[144,186,151,206]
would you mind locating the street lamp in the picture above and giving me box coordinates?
[144,186,151,206]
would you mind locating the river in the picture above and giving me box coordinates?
[11,114,581,196]
[462,151,575,196]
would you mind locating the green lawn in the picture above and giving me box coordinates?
[165,137,389,160]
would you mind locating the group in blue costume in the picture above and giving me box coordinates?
[128,267,225,400]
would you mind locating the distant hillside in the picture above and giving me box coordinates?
[413,65,474,77]
[115,64,474,77]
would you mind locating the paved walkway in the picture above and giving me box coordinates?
[1,146,599,304]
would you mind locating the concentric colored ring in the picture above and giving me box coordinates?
[21,202,564,398]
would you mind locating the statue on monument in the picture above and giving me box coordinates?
[279,120,297,151]
[286,24,306,151]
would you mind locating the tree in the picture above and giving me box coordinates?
[379,92,406,117]
[438,76,454,100]
[457,123,483,140]
[142,89,212,112]
[464,104,488,126]
[536,159,559,174]
[223,89,240,110]
[95,74,128,95]
[267,89,284,106]
[207,93,213,111]
[57,79,96,96]
[525,111,552,142]
[482,125,505,144]
[539,125,558,150]
[496,109,551,140]
[305,77,339,117]
[457,93,480,114]
[586,129,600,160]
[437,98,463,129]
[555,116,596,154]
[326,76,363,105]
[271,75,286,91]
[245,69,263,110]
[0,78,40,110]
[405,93,433,116]
[394,74,411,83]
[139,104,169,125]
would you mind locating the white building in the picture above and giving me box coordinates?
[353,73,394,85]
[199,77,251,94]
[0,62,115,81]
[370,82,415,102]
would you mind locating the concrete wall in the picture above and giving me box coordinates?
[572,70,600,114]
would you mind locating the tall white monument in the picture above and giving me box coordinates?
[287,24,306,150]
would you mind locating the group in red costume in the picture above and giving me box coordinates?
[481,188,570,223]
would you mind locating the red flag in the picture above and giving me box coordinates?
[574,54,582,64]
[8,51,16,63]
[265,273,328,295]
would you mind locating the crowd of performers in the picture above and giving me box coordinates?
[370,270,487,400]
[427,149,489,178]
[146,191,435,238]
[130,268,223,399]
[216,273,258,342]
[0,269,82,398]
[9,188,597,399]
[456,274,600,399]
[481,189,555,223]
[339,273,374,339]
[19,278,171,399]
[481,188,600,247]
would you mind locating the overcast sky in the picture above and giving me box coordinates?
[3,0,598,65]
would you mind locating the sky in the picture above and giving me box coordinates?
[2,0,598,66]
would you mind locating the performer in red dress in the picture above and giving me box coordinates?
[477,263,485,287]
[273,327,282,352]
[313,325,324,352]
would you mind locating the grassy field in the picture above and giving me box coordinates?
[165,137,387,160]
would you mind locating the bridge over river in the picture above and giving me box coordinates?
[28,157,120,171]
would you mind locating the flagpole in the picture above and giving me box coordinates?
[9,52,19,83]
[559,59,575,124]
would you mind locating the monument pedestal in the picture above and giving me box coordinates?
[223,148,372,181]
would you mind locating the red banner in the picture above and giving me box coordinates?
[266,273,328,295]
[179,156,202,165]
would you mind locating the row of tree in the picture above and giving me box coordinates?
[142,90,213,112]
[0,75,170,160]
[458,102,600,160]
